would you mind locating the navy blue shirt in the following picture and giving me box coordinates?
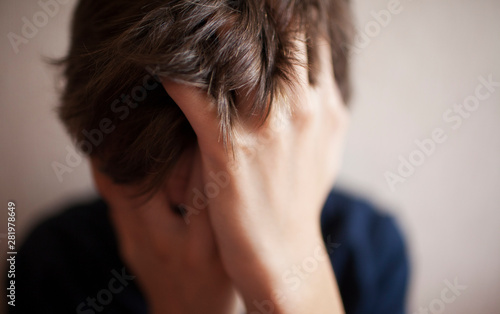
[7,189,409,313]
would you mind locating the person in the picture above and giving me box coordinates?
[8,0,409,313]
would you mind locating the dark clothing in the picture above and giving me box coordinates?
[8,189,409,314]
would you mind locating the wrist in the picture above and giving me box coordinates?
[227,227,338,312]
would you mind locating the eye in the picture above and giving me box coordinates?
[171,204,187,217]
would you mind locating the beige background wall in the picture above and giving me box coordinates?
[1,0,499,313]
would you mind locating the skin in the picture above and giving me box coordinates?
[92,37,349,313]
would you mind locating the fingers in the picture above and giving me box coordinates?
[161,79,224,155]
[160,34,312,146]
[316,39,335,86]
[315,38,336,96]
[288,32,316,128]
[291,32,309,90]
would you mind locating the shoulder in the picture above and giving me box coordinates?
[321,189,410,314]
[10,199,144,314]
[17,198,118,268]
[321,189,406,252]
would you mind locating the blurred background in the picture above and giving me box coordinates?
[1,0,499,313]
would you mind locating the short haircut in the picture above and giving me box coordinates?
[58,0,353,194]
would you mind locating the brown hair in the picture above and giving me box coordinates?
[59,0,353,194]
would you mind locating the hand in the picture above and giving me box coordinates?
[161,36,349,313]
[91,146,241,314]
